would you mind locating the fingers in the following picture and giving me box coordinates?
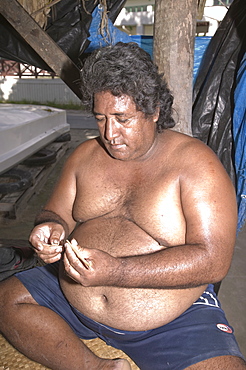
[30,240,63,264]
[38,250,62,264]
[64,241,91,270]
[30,224,65,248]
[30,235,63,254]
[63,244,88,285]
[65,239,92,269]
[63,242,118,287]
[50,228,65,246]
[63,242,93,285]
[29,223,65,263]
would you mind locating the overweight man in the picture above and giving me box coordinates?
[0,42,245,370]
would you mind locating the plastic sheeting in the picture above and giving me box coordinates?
[192,0,246,231]
[0,0,126,70]
[233,53,246,232]
[85,5,131,53]
[193,36,211,80]
[192,0,246,185]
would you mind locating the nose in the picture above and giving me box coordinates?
[105,117,119,142]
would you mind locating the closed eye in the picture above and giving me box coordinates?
[94,116,105,122]
[117,118,129,124]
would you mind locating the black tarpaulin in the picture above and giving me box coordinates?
[192,0,246,185]
[0,0,126,71]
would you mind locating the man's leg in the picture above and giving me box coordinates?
[0,277,131,370]
[186,355,246,369]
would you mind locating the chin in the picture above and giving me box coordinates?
[111,154,131,161]
[108,150,133,161]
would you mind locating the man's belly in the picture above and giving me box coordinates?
[59,217,206,331]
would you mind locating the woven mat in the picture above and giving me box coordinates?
[0,334,139,369]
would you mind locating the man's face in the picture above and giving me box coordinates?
[93,91,159,161]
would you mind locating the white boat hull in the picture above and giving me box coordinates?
[0,104,70,174]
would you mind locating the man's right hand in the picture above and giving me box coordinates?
[29,223,65,264]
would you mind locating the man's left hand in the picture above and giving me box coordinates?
[63,241,122,287]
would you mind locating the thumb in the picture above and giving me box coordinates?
[50,225,65,245]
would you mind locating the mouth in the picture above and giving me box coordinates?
[110,143,125,149]
[105,141,129,159]
[108,141,126,150]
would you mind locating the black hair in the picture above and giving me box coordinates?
[80,42,175,132]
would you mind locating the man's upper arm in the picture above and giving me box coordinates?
[44,151,79,233]
[180,142,237,281]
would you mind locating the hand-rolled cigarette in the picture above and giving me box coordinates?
[66,238,91,269]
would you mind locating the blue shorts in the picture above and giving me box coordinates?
[16,262,245,370]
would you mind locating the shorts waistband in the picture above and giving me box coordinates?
[70,305,150,339]
[193,284,221,308]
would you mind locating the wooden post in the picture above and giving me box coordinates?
[153,0,197,135]
[0,0,82,99]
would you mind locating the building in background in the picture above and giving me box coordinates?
[115,0,155,36]
[115,0,234,36]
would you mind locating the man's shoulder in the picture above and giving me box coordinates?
[159,130,224,175]
[161,130,211,157]
[72,136,101,158]
[65,137,102,171]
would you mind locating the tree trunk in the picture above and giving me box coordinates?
[153,0,197,135]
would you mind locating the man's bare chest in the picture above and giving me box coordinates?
[72,167,185,246]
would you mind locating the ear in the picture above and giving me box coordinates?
[153,106,160,122]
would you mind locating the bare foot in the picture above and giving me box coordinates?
[98,358,132,370]
[113,358,132,370]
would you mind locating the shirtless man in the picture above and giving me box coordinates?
[0,42,245,370]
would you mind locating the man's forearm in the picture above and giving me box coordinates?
[118,243,229,289]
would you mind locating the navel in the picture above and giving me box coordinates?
[102,294,108,303]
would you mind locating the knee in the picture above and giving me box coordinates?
[0,276,29,314]
[0,277,37,336]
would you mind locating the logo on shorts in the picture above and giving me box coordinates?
[216,323,233,333]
